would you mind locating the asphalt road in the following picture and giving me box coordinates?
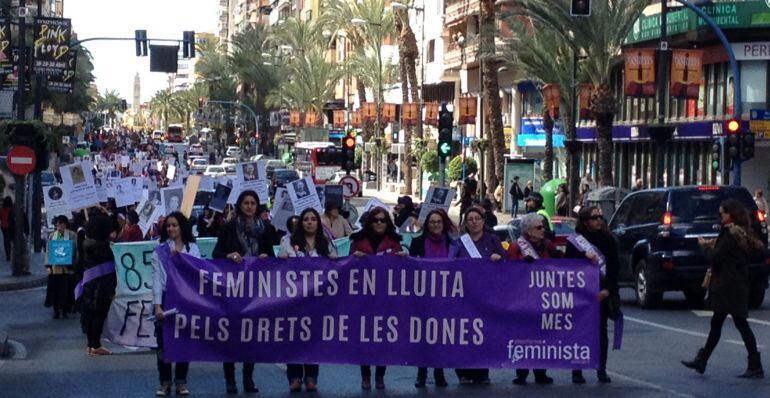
[3,280,770,398]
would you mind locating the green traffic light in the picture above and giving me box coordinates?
[439,142,451,155]
[712,161,719,170]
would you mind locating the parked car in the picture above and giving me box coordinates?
[271,168,300,194]
[221,157,239,174]
[189,143,204,155]
[203,165,227,178]
[265,159,286,179]
[225,146,241,158]
[608,185,769,309]
[190,158,209,173]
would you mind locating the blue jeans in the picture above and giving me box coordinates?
[511,198,519,216]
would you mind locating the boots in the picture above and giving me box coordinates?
[737,352,764,379]
[681,348,708,374]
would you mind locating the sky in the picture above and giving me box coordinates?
[64,0,218,104]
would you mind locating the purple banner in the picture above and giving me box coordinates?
[163,255,600,369]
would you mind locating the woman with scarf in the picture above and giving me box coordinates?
[681,199,764,378]
[45,216,78,319]
[151,212,201,396]
[279,208,337,392]
[349,206,405,390]
[455,206,504,385]
[565,206,619,384]
[408,209,459,388]
[213,190,278,394]
[394,196,417,232]
[507,213,562,385]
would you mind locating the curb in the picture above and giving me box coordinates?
[0,275,47,292]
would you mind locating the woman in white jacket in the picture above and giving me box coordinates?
[151,211,201,396]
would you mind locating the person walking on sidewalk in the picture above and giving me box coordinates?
[0,196,13,262]
[508,176,523,217]
[681,199,765,378]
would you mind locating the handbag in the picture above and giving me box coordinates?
[701,268,712,289]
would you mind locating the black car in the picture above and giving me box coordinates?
[608,185,769,309]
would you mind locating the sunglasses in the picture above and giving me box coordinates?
[589,215,603,221]
[372,217,388,224]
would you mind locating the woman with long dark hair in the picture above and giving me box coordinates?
[278,208,337,392]
[565,206,619,384]
[408,209,458,388]
[151,212,201,396]
[455,206,504,385]
[682,199,764,378]
[213,190,278,394]
[349,206,405,390]
[1,196,13,261]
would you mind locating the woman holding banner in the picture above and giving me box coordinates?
[213,190,277,394]
[45,216,78,319]
[350,206,405,390]
[455,206,504,385]
[565,206,619,384]
[151,212,201,396]
[507,213,562,386]
[80,212,117,357]
[279,208,337,392]
[408,209,458,388]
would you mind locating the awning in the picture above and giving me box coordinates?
[422,82,456,103]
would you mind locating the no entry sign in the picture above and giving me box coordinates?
[7,146,36,175]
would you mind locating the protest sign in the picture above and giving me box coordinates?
[199,176,214,191]
[180,175,201,217]
[166,164,176,180]
[324,185,344,209]
[209,183,232,213]
[161,186,184,215]
[60,160,99,210]
[287,176,323,214]
[270,187,294,233]
[114,177,139,208]
[94,176,108,202]
[418,187,455,223]
[103,239,218,348]
[136,198,161,236]
[162,256,600,369]
[47,240,73,266]
[43,184,69,227]
[236,162,269,204]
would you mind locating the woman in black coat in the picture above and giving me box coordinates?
[564,206,619,384]
[682,199,764,378]
[79,212,117,356]
[213,190,277,394]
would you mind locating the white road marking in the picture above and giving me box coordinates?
[626,316,764,347]
[608,371,695,398]
[690,310,770,326]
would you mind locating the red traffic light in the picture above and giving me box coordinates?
[725,118,741,135]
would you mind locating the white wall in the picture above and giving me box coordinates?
[740,144,770,193]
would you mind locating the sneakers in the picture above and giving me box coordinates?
[175,383,190,396]
[155,383,171,397]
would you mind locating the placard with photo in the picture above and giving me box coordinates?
[286,176,323,214]
[136,197,162,236]
[43,184,70,227]
[60,160,99,210]
[209,183,232,213]
[161,186,184,215]
[418,187,456,223]
[270,187,295,233]
[236,162,269,204]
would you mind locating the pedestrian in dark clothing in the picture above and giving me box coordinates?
[0,196,13,261]
[565,206,619,384]
[213,190,277,394]
[523,180,533,201]
[480,198,498,229]
[509,176,523,217]
[682,199,765,378]
[79,213,117,356]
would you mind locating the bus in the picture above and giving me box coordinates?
[166,124,184,143]
[293,141,342,184]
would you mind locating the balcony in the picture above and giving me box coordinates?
[445,0,479,27]
[444,37,478,70]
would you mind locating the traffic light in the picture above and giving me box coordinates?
[135,30,148,57]
[724,118,741,162]
[342,130,356,171]
[742,131,755,161]
[438,103,453,160]
[570,0,591,17]
[183,31,196,58]
[392,129,399,142]
[198,96,205,109]
[711,140,721,170]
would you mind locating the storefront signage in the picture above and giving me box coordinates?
[518,118,565,148]
[626,0,770,44]
[731,42,770,60]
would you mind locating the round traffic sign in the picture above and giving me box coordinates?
[7,145,36,175]
[339,175,360,199]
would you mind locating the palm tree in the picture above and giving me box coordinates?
[393,3,421,195]
[515,0,649,187]
[229,25,280,119]
[196,37,237,102]
[96,89,124,127]
[149,89,176,130]
[479,0,506,197]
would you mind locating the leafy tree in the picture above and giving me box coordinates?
[447,155,478,181]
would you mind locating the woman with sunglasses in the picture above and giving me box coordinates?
[508,213,563,386]
[682,199,765,378]
[455,206,504,385]
[349,206,405,390]
[565,206,619,384]
[151,212,201,396]
[408,209,460,388]
[278,208,337,392]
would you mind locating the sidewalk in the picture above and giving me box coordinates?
[0,251,47,292]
